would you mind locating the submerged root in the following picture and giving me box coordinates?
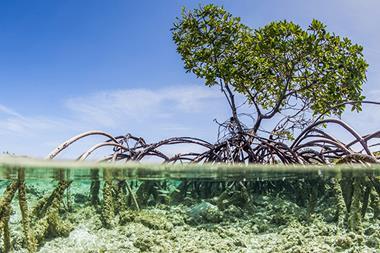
[30,180,73,246]
[18,169,37,252]
[348,178,363,233]
[90,169,100,207]
[101,178,140,228]
[0,181,18,228]
[332,178,346,228]
[361,184,371,218]
[136,181,161,207]
[306,180,319,217]
[114,180,128,214]
[340,176,354,213]
[3,216,11,253]
[90,180,100,207]
[0,181,18,252]
[113,180,142,216]
[102,179,115,229]
[34,202,73,242]
[0,182,18,213]
[170,181,189,204]
[126,181,140,211]
[32,180,72,219]
[217,188,251,210]
[370,189,380,220]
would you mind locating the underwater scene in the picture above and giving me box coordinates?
[1,158,380,253]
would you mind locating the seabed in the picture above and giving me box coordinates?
[0,157,380,252]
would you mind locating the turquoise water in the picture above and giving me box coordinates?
[1,157,380,252]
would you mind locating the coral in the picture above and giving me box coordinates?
[133,236,155,252]
[217,188,251,210]
[366,233,380,248]
[120,210,173,231]
[335,234,354,249]
[188,201,223,223]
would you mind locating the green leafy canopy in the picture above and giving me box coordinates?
[172,4,368,135]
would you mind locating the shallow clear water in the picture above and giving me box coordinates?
[1,157,380,252]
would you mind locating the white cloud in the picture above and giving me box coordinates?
[0,104,23,118]
[0,85,228,158]
[0,104,66,136]
[64,85,223,128]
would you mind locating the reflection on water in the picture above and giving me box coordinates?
[0,157,380,252]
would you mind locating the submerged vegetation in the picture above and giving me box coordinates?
[1,164,380,252]
[1,4,380,252]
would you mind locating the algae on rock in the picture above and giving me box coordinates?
[31,180,74,248]
[101,179,115,229]
[332,178,347,228]
[0,181,18,252]
[348,178,363,233]
[18,169,37,252]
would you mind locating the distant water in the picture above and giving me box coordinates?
[1,157,380,252]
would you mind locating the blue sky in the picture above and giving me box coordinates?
[0,0,379,158]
